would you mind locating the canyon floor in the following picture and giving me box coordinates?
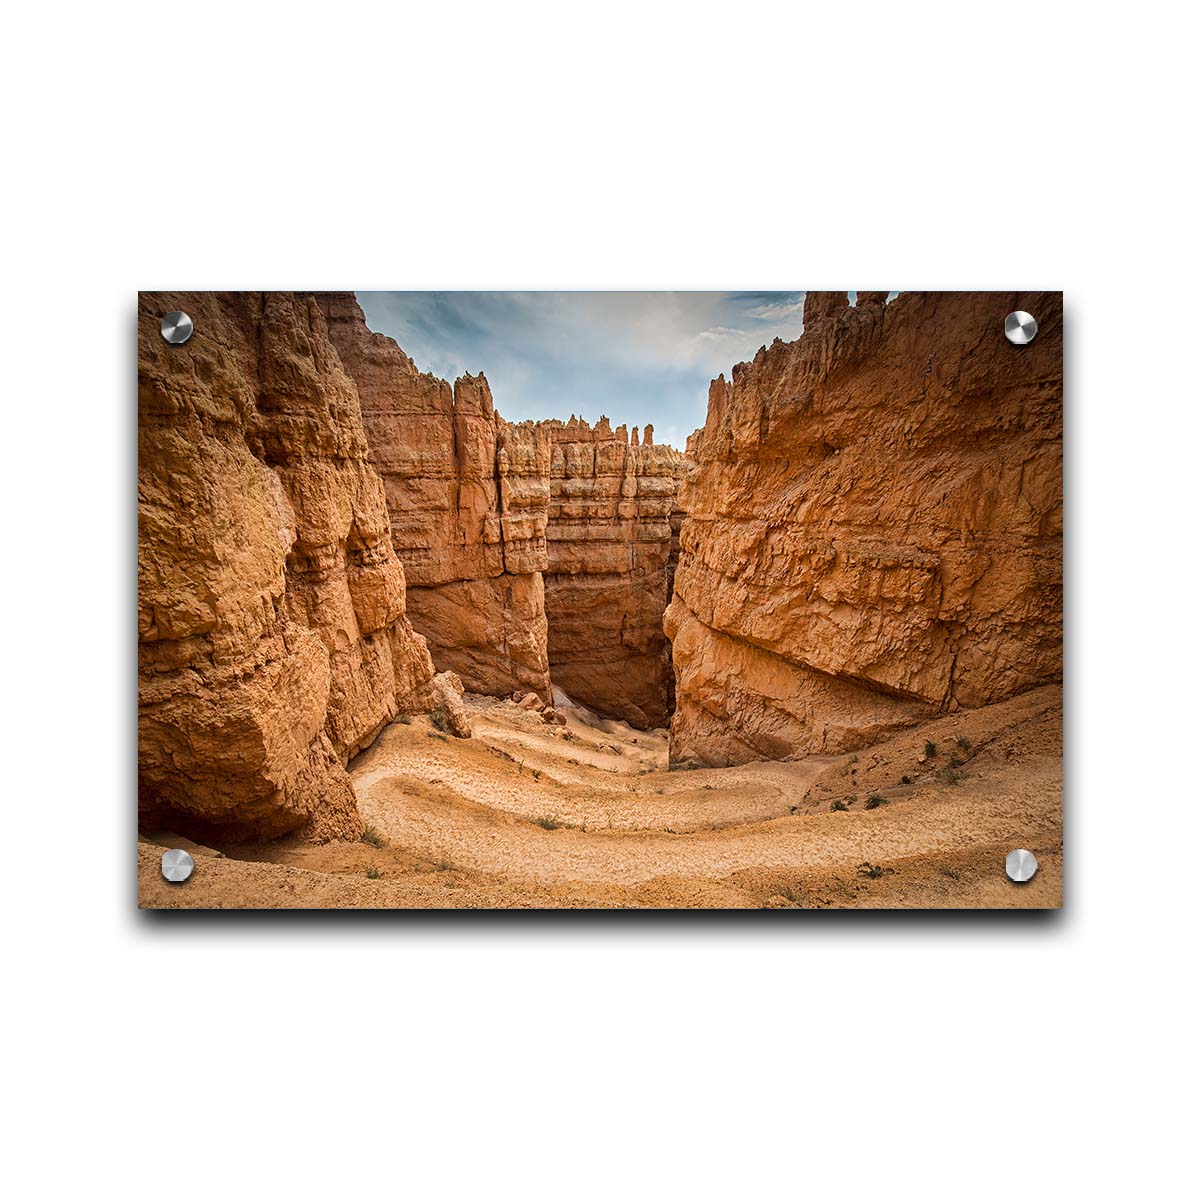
[139,685,1062,910]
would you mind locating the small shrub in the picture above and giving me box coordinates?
[430,707,451,734]
[924,740,938,758]
[365,866,382,880]
[858,862,885,880]
[939,766,966,785]
[396,714,412,725]
[865,794,887,810]
[955,736,970,750]
[435,861,454,873]
[830,799,849,812]
[949,755,964,768]
[669,759,702,771]
[534,814,561,830]
[362,825,384,848]
[901,775,912,785]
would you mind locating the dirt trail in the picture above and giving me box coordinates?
[140,684,1062,909]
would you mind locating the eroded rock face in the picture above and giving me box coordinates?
[666,290,1063,765]
[319,295,553,702]
[321,296,689,727]
[138,292,434,841]
[542,417,687,729]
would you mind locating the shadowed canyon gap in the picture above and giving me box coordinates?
[541,416,688,728]
[138,291,1062,850]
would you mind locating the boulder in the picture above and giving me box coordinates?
[430,671,472,738]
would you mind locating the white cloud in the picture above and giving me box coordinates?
[356,291,812,450]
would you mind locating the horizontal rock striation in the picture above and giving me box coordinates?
[322,297,690,726]
[666,290,1063,765]
[319,294,553,702]
[138,292,434,842]
[542,417,687,728]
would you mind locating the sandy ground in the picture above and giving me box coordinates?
[139,685,1062,909]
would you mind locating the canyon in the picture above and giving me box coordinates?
[138,290,1063,906]
[319,293,685,729]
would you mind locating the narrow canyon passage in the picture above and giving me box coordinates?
[320,294,687,730]
[137,290,1062,907]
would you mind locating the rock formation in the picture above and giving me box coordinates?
[542,417,686,728]
[666,290,1063,765]
[138,292,434,842]
[321,297,688,728]
[318,294,553,702]
[430,671,473,738]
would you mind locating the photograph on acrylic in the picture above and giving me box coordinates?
[137,291,1062,909]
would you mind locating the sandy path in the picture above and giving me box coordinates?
[139,686,1062,909]
[351,686,1062,900]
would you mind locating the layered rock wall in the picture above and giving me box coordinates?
[319,295,553,702]
[323,297,688,727]
[542,417,687,728]
[666,290,1063,765]
[138,292,435,841]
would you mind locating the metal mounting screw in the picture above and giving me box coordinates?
[1004,310,1038,345]
[160,311,194,345]
[1005,848,1038,883]
[161,848,195,883]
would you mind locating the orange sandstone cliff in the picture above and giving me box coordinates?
[137,292,435,841]
[320,297,687,727]
[318,294,553,702]
[666,291,1063,765]
[542,417,686,728]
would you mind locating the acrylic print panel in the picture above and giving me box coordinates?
[137,291,1063,910]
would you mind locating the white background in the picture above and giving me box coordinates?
[2,2,1196,1196]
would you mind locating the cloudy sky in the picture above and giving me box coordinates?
[356,292,823,450]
